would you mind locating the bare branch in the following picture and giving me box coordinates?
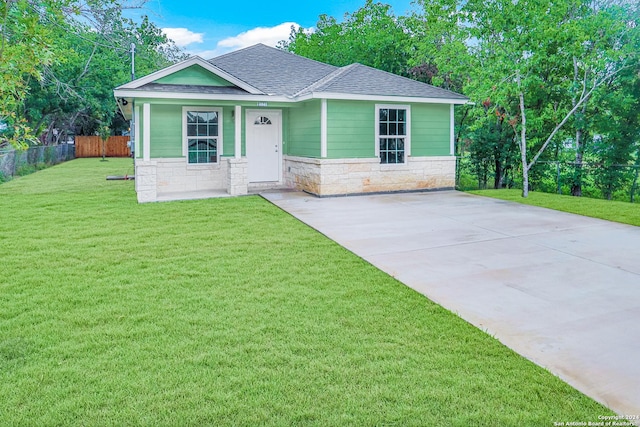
[526,66,626,170]
[76,43,97,83]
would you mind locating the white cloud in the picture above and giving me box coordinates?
[217,22,300,50]
[172,22,305,59]
[162,28,204,47]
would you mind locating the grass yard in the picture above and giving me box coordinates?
[0,159,613,425]
[469,189,640,227]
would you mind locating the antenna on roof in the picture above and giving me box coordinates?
[130,43,136,81]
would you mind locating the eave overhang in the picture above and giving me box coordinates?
[114,88,470,120]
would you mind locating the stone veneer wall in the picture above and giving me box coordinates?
[155,158,227,194]
[135,157,249,202]
[283,155,455,196]
[135,160,157,203]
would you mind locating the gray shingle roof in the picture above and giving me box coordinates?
[297,63,468,100]
[209,44,338,97]
[126,44,464,101]
[208,44,466,100]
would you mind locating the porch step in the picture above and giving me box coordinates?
[247,182,295,194]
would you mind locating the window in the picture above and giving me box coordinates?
[254,116,272,125]
[376,105,409,164]
[184,109,220,164]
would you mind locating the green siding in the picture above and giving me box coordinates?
[134,103,142,159]
[222,106,235,157]
[287,100,321,157]
[135,98,451,162]
[411,103,451,156]
[154,65,233,86]
[150,104,182,158]
[325,100,451,159]
[135,98,295,158]
[145,104,238,159]
[326,100,375,158]
[241,111,246,157]
[282,109,289,157]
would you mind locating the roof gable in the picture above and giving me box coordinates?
[153,64,234,87]
[116,56,264,94]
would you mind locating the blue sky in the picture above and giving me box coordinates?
[135,0,416,58]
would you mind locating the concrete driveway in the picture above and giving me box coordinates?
[262,190,640,416]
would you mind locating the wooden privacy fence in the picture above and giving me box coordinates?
[75,136,131,158]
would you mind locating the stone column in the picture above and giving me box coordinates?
[227,157,248,196]
[135,160,157,203]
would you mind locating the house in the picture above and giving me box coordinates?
[114,44,468,203]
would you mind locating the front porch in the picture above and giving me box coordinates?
[136,156,296,203]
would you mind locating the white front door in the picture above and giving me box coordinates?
[246,109,282,182]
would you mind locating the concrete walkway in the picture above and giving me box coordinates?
[262,190,640,416]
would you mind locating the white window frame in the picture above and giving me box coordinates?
[375,104,411,164]
[182,106,223,164]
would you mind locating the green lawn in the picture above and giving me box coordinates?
[1,159,612,425]
[469,189,640,227]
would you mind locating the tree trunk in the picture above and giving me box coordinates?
[571,146,584,197]
[631,166,639,203]
[517,71,529,197]
[494,159,503,189]
[570,101,588,197]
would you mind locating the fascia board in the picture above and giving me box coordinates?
[301,92,469,105]
[113,89,294,103]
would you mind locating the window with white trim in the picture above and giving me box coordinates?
[376,106,409,164]
[185,109,220,164]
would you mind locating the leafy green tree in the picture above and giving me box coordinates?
[283,0,412,75]
[467,99,519,189]
[463,0,639,197]
[589,63,640,200]
[24,13,185,142]
[0,0,65,148]
[1,0,185,148]
[407,0,471,92]
[567,1,640,196]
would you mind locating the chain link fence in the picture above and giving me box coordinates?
[0,144,75,182]
[456,156,640,203]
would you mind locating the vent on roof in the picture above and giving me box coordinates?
[254,116,272,125]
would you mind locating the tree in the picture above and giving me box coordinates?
[463,0,639,197]
[23,12,185,142]
[590,62,640,199]
[567,1,640,196]
[99,124,110,161]
[408,0,471,92]
[467,99,519,189]
[0,0,64,148]
[282,0,412,75]
[1,0,184,148]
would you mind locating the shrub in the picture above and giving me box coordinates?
[15,164,37,176]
